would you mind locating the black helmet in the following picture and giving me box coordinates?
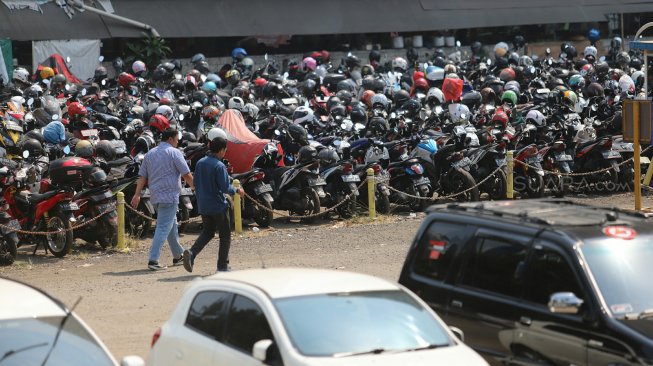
[317,148,339,166]
[94,66,108,82]
[494,57,509,70]
[401,99,421,116]
[335,90,353,106]
[330,104,347,119]
[393,90,410,106]
[350,106,367,124]
[161,62,176,72]
[171,59,182,72]
[87,166,107,186]
[302,79,317,97]
[594,61,609,78]
[461,91,482,109]
[192,90,209,105]
[471,41,482,54]
[112,57,124,74]
[630,57,643,70]
[406,47,419,63]
[326,96,342,112]
[182,131,197,143]
[585,82,604,98]
[151,67,168,82]
[433,56,447,68]
[21,138,43,157]
[345,54,361,69]
[297,145,318,164]
[169,79,185,95]
[195,60,211,75]
[368,116,389,135]
[336,79,356,93]
[513,35,525,50]
[288,124,308,145]
[96,140,116,161]
[369,49,381,63]
[52,74,66,87]
[361,76,376,91]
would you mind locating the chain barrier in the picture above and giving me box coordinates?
[513,146,652,177]
[0,206,114,236]
[384,166,504,201]
[124,203,203,224]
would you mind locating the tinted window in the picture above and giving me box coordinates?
[186,291,231,340]
[462,237,527,296]
[413,221,471,281]
[522,245,583,305]
[224,295,273,353]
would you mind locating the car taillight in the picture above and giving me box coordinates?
[372,164,382,175]
[342,163,353,174]
[151,327,161,348]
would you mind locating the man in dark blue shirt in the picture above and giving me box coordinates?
[183,137,243,273]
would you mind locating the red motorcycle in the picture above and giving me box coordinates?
[512,143,545,198]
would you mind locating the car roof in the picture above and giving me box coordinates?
[0,277,65,320]
[428,199,652,229]
[203,268,399,299]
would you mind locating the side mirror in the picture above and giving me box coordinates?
[65,84,71,91]
[52,114,59,121]
[66,56,71,63]
[486,58,492,66]
[101,79,107,86]
[456,40,461,48]
[252,339,274,362]
[120,355,145,366]
[548,292,584,314]
[81,88,87,96]
[99,55,105,62]
[274,129,281,136]
[179,113,185,121]
[22,150,29,158]
[264,53,268,61]
[449,326,464,342]
[63,145,71,155]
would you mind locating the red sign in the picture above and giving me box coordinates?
[602,226,637,240]
[429,240,446,260]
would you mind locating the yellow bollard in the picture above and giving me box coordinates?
[506,151,514,199]
[233,179,242,234]
[116,191,128,252]
[367,168,376,219]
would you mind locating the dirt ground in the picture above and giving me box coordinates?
[1,192,651,360]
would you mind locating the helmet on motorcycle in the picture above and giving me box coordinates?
[471,41,483,54]
[205,73,221,84]
[326,96,342,112]
[393,90,410,106]
[426,67,445,82]
[350,105,368,124]
[361,90,375,108]
[317,148,339,166]
[182,131,197,144]
[151,67,168,82]
[499,68,516,82]
[519,55,533,67]
[584,45,598,59]
[94,66,108,82]
[402,99,422,115]
[297,145,318,164]
[169,79,185,95]
[491,111,509,129]
[292,106,314,125]
[426,87,445,105]
[611,37,623,50]
[202,105,221,121]
[580,64,594,79]
[562,90,578,109]
[301,79,317,98]
[12,67,30,84]
[21,138,43,157]
[632,70,645,88]
[337,79,356,93]
[112,57,125,74]
[501,90,518,106]
[345,54,361,69]
[513,35,525,50]
[132,60,147,74]
[207,127,228,141]
[288,124,308,145]
[361,64,375,77]
[67,102,87,119]
[254,77,267,88]
[240,57,255,70]
[461,91,482,110]
[617,51,631,66]
[118,72,136,87]
[504,80,520,94]
[195,60,211,75]
[451,104,471,124]
[131,106,145,118]
[191,53,206,64]
[494,42,509,58]
[413,78,429,93]
[585,82,604,98]
[301,57,317,72]
[39,67,54,80]
[225,69,240,85]
[232,86,250,100]
[391,57,408,72]
[75,139,94,158]
[231,47,248,61]
[368,116,389,135]
[201,81,217,93]
[569,74,585,88]
[330,104,347,119]
[370,93,389,110]
[96,140,116,161]
[525,110,546,127]
[619,74,636,94]
[336,90,354,106]
[87,167,107,186]
[630,57,643,71]
[369,49,381,63]
[24,84,43,100]
[149,114,170,133]
[155,105,174,121]
[228,96,245,111]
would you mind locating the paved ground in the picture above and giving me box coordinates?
[1,192,651,360]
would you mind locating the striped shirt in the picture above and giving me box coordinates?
[138,142,190,204]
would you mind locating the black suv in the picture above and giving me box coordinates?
[399,199,653,366]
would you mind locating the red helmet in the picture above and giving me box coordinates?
[149,114,170,133]
[67,102,87,119]
[499,68,516,82]
[413,78,429,92]
[491,111,509,129]
[118,72,136,87]
[254,77,267,87]
[361,90,376,108]
[412,71,425,82]
[159,97,172,106]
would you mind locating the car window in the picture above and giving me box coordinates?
[461,237,527,297]
[522,244,583,306]
[224,295,274,353]
[412,220,471,281]
[185,291,232,340]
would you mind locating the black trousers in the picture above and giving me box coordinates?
[189,211,231,270]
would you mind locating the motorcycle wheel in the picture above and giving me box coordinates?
[376,190,391,214]
[487,168,508,200]
[525,170,545,198]
[177,206,190,233]
[97,221,118,249]
[450,169,480,202]
[300,189,321,224]
[45,212,73,258]
[253,198,273,227]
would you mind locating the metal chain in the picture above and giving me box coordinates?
[385,165,504,201]
[513,146,652,177]
[242,179,369,219]
[125,203,203,224]
[0,206,114,236]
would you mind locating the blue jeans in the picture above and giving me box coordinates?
[149,203,184,262]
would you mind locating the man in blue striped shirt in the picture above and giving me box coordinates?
[131,128,194,270]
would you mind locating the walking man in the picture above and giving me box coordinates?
[183,136,243,273]
[131,128,194,270]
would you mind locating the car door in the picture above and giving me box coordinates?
[444,228,532,366]
[215,294,279,366]
[181,290,233,365]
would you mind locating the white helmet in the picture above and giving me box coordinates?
[292,105,314,124]
[451,104,470,124]
[228,96,245,111]
[584,46,598,59]
[207,127,228,141]
[155,105,174,121]
[132,60,147,74]
[391,57,408,72]
[525,110,546,127]
[619,75,635,94]
[426,87,444,105]
[243,103,259,119]
[12,67,29,83]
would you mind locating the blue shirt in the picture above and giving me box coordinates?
[139,142,190,204]
[194,154,235,215]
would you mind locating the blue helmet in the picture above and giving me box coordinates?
[201,81,217,93]
[231,47,248,60]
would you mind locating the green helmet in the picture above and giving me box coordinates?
[501,90,518,106]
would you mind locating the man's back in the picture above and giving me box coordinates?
[140,142,189,204]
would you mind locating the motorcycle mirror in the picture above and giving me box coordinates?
[456,40,461,48]
[390,112,397,119]
[546,47,551,55]
[274,129,281,136]
[179,113,185,121]
[266,100,276,108]
[81,88,87,96]
[599,55,606,62]
[101,79,107,86]
[435,106,443,115]
[66,56,71,64]
[486,58,492,66]
[283,72,289,79]
[340,123,347,130]
[307,133,313,140]
[43,79,50,85]
[547,59,553,66]
[99,55,104,62]
[264,53,268,61]
[63,145,71,155]
[138,77,145,83]
[333,139,341,147]
[52,114,59,121]
[22,150,29,158]
[27,98,34,106]
[591,104,598,112]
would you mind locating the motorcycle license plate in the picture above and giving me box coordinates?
[495,158,507,167]
[555,153,573,162]
[254,184,273,195]
[342,174,360,183]
[526,157,541,164]
[413,177,430,186]
[602,151,621,159]
[452,157,471,168]
[61,202,79,211]
[181,188,193,196]
[308,177,326,186]
[1,219,19,234]
[97,202,116,213]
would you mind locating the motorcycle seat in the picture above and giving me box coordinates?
[107,156,132,168]
[576,140,597,150]
[232,169,261,180]
[17,190,58,204]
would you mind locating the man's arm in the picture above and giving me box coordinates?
[182,172,194,190]
[216,165,242,197]
[130,176,147,207]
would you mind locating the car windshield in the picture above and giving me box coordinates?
[274,290,452,357]
[0,316,114,366]
[582,238,653,317]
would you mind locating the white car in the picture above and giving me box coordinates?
[148,268,487,366]
[0,277,144,366]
